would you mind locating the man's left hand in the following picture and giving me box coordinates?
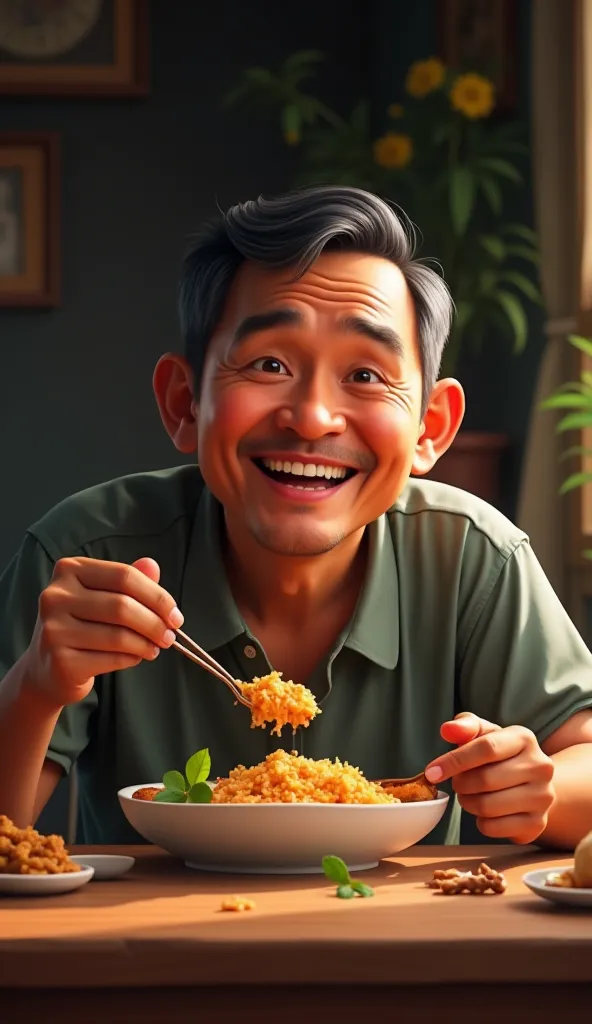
[424,713,556,844]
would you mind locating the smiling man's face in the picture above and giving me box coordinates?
[193,251,430,557]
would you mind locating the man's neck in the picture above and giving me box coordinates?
[221,518,367,631]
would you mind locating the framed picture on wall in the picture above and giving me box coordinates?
[438,0,517,112]
[0,0,149,96]
[0,132,60,307]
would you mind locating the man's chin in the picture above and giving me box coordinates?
[248,520,346,558]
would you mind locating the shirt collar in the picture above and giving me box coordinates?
[181,485,399,668]
[341,512,399,670]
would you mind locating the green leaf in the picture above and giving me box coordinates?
[336,884,356,899]
[322,855,351,886]
[556,411,592,432]
[501,223,538,244]
[582,371,592,389]
[187,782,213,803]
[281,104,301,142]
[162,770,186,791]
[479,174,502,215]
[559,472,592,495]
[185,748,211,787]
[244,66,275,85]
[569,334,592,358]
[479,235,506,261]
[492,289,528,352]
[477,157,522,183]
[350,101,368,132]
[541,392,592,410]
[153,788,187,803]
[454,299,473,340]
[558,445,592,461]
[283,50,325,71]
[350,880,375,898]
[221,83,251,109]
[497,270,541,303]
[450,166,475,235]
[505,244,540,265]
[479,269,499,295]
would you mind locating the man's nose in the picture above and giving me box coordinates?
[275,396,346,439]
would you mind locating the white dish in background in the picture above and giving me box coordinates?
[0,865,94,896]
[70,854,135,880]
[118,783,449,874]
[522,867,592,908]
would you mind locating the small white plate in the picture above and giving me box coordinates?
[522,867,592,908]
[0,865,94,896]
[70,854,135,880]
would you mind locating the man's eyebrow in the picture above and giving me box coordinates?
[232,309,303,346]
[338,315,405,358]
[231,308,405,358]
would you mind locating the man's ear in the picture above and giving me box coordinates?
[153,354,198,454]
[412,378,465,476]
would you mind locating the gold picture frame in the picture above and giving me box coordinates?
[0,0,149,97]
[0,132,60,307]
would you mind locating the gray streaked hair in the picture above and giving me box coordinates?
[179,186,452,412]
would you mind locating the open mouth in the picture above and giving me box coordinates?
[253,457,358,491]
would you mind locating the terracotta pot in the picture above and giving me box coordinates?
[420,431,511,506]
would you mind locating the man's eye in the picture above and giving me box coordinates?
[249,357,289,375]
[346,368,383,384]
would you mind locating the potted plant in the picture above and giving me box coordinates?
[541,334,592,559]
[224,52,542,503]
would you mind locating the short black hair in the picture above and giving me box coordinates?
[179,186,452,413]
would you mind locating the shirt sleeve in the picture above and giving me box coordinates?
[457,538,592,743]
[0,531,97,775]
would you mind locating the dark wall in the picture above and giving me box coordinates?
[0,0,369,574]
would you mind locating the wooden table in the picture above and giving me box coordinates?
[1,844,591,1023]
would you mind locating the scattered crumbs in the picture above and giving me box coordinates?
[220,895,256,912]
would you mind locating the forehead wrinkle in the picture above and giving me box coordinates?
[268,280,397,317]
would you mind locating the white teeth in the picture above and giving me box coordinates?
[261,458,347,480]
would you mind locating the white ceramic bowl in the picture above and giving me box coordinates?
[118,783,449,874]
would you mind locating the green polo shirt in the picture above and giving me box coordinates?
[1,466,592,845]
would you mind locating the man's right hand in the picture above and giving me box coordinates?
[22,556,183,708]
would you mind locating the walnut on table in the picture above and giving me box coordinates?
[427,862,507,895]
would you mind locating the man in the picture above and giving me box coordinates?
[1,186,591,848]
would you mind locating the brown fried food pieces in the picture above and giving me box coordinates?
[382,776,438,802]
[545,869,576,888]
[427,862,507,895]
[132,787,161,801]
[0,815,81,875]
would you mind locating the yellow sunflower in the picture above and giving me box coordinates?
[405,58,445,98]
[373,132,413,170]
[387,103,404,118]
[450,73,495,119]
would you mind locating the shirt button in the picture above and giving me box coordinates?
[244,644,257,659]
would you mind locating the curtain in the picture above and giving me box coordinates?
[516,0,579,597]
